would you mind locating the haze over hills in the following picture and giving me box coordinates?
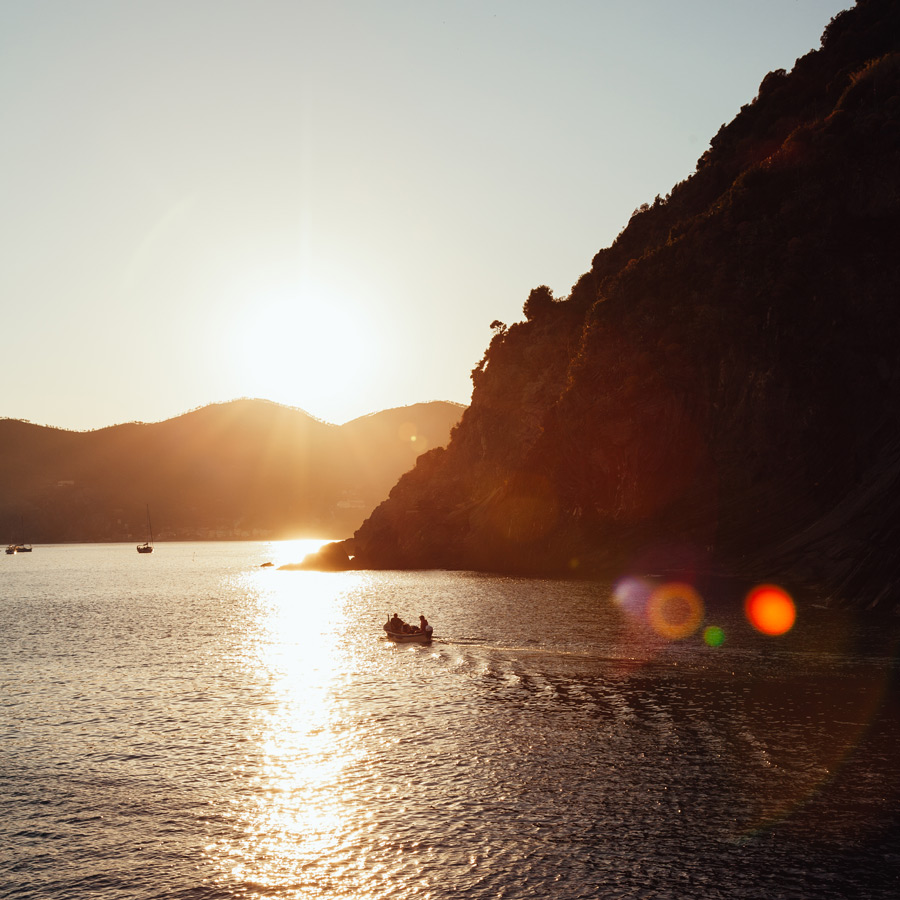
[344,0,900,613]
[0,399,463,543]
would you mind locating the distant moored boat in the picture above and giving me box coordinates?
[11,518,32,553]
[137,505,154,554]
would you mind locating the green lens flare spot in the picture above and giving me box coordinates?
[704,625,725,647]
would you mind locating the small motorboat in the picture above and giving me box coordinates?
[384,626,433,644]
[383,614,433,644]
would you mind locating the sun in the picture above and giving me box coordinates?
[229,284,379,417]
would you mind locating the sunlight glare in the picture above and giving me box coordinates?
[262,538,334,569]
[210,563,368,893]
[228,283,378,415]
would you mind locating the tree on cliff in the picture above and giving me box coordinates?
[522,285,554,322]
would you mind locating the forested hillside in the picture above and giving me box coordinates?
[0,399,462,542]
[347,0,900,612]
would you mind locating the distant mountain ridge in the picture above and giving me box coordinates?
[345,0,900,613]
[0,398,464,543]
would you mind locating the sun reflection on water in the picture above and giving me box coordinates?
[210,563,368,896]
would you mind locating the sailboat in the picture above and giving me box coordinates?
[137,505,154,554]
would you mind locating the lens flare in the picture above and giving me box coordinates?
[647,582,704,640]
[703,625,725,647]
[613,576,653,618]
[745,584,796,635]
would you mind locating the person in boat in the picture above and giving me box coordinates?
[418,614,429,633]
[388,613,403,633]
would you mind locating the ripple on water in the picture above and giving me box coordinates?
[2,546,899,899]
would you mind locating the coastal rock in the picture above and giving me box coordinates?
[288,541,353,571]
[349,0,900,613]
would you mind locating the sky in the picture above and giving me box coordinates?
[1,0,850,431]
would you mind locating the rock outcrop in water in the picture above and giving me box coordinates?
[347,0,900,613]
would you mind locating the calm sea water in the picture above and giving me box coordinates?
[2,542,899,899]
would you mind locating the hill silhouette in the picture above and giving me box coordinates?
[346,0,900,612]
[0,399,463,543]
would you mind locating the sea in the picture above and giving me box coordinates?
[2,541,899,900]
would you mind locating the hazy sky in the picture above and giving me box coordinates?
[1,0,849,431]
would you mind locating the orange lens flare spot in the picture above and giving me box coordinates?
[745,584,796,635]
[648,582,704,640]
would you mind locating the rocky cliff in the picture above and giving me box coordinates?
[347,0,900,612]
